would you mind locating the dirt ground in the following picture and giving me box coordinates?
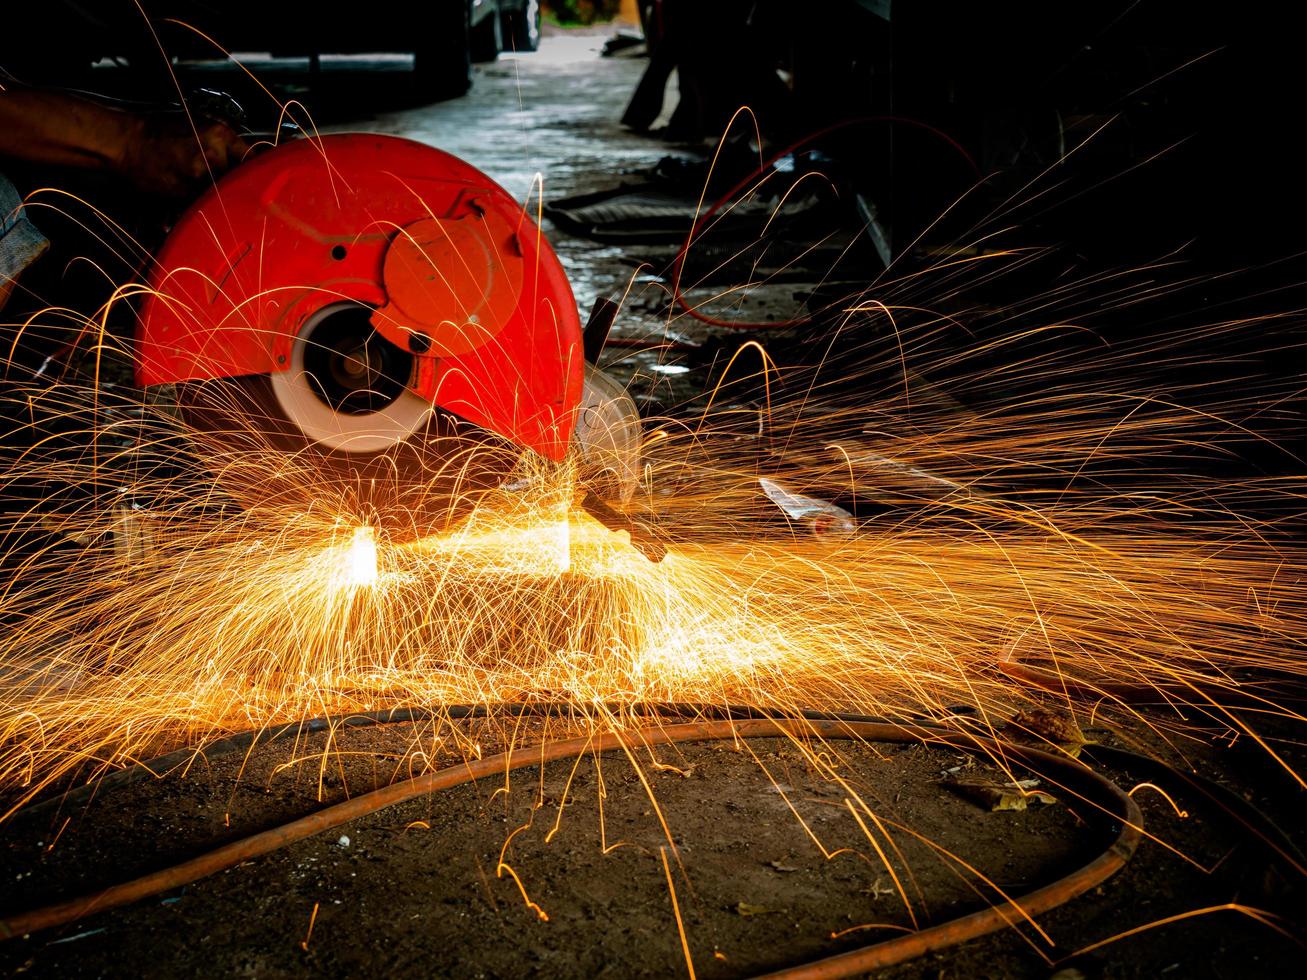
[0,715,1301,979]
[1,27,1304,980]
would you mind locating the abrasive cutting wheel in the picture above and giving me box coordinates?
[138,134,639,539]
[174,303,518,535]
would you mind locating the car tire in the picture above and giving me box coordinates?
[413,1,472,100]
[502,0,542,53]
[469,4,503,63]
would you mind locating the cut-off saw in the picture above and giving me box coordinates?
[136,134,654,554]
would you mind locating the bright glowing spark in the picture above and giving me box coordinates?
[346,526,379,589]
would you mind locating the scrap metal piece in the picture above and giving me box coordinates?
[759,477,855,539]
[583,295,620,364]
[945,777,1058,812]
[580,490,666,563]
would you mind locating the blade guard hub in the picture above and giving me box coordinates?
[136,134,582,460]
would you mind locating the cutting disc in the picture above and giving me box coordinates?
[137,134,586,536]
[174,302,517,535]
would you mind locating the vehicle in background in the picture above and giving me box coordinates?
[2,2,543,101]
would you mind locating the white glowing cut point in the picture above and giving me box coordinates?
[347,526,379,588]
[557,516,573,573]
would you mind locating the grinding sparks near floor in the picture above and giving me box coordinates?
[0,200,1304,843]
[3,385,1302,820]
[0,114,1304,972]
